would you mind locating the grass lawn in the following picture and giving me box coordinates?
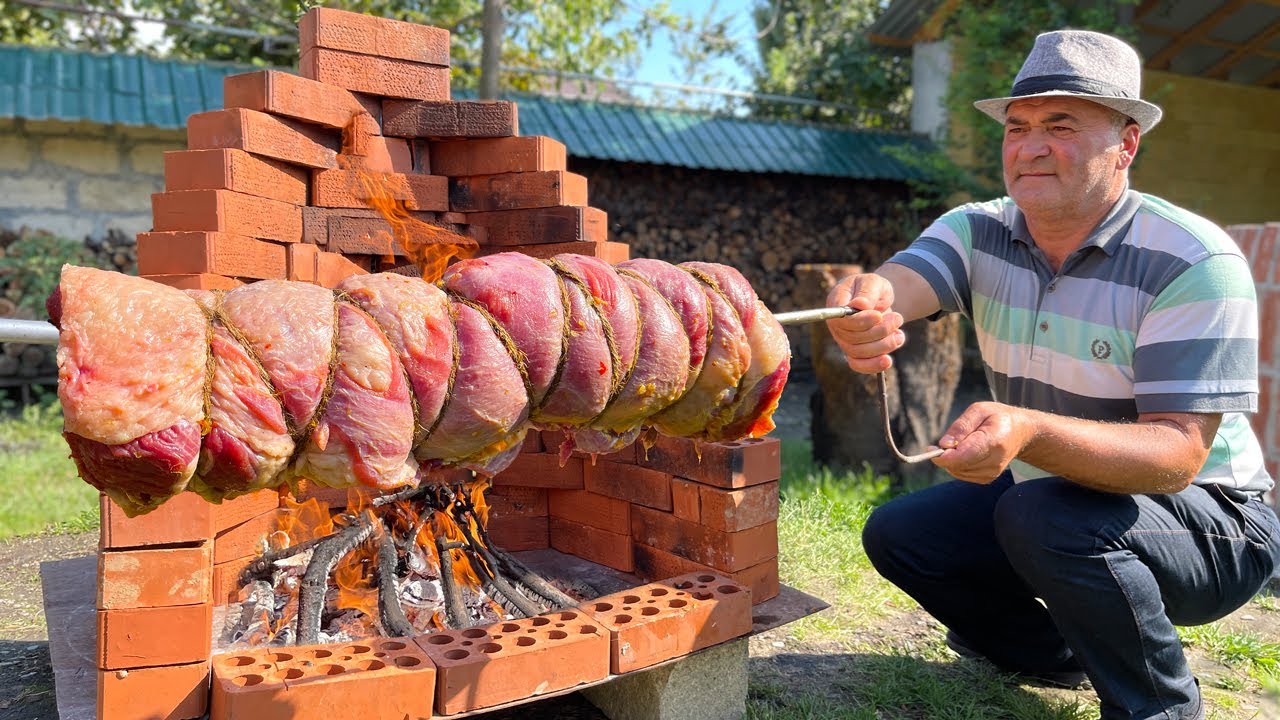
[0,397,98,539]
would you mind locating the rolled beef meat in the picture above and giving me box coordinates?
[53,252,789,515]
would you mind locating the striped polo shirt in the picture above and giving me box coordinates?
[887,189,1273,495]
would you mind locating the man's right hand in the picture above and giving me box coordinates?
[825,273,906,374]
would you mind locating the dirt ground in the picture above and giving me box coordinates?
[2,375,1278,719]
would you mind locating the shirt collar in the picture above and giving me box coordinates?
[1009,189,1142,256]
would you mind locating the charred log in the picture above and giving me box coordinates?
[297,515,376,645]
[436,538,469,630]
[376,531,415,637]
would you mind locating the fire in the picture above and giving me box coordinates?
[342,115,477,282]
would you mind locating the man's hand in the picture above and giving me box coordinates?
[932,402,1034,484]
[825,273,906,374]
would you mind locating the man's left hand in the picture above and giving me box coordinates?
[933,402,1033,483]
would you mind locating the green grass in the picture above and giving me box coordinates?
[0,396,98,539]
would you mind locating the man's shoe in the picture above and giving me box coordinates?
[944,630,1090,690]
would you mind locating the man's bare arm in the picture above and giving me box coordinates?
[825,264,942,374]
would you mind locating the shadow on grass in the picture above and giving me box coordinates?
[0,639,58,720]
[747,651,1096,720]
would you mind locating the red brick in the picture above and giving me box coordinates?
[382,99,517,139]
[670,478,701,521]
[341,133,414,175]
[300,47,450,101]
[316,249,369,288]
[1262,289,1280,367]
[429,136,567,177]
[211,489,281,532]
[287,242,319,282]
[299,6,451,65]
[142,273,245,291]
[449,171,587,212]
[151,189,302,243]
[465,206,607,246]
[98,660,209,720]
[478,240,629,263]
[288,480,379,510]
[1268,222,1280,285]
[97,603,213,669]
[97,544,211,610]
[1253,224,1278,286]
[164,148,307,205]
[490,454,585,489]
[136,232,287,280]
[485,515,549,551]
[630,505,776,573]
[418,611,608,715]
[632,543,779,604]
[584,463,672,511]
[521,431,544,453]
[1233,224,1260,261]
[548,489,630,534]
[213,512,277,565]
[186,108,338,169]
[486,485,548,519]
[311,168,449,212]
[223,69,365,130]
[696,481,780,532]
[211,554,255,605]
[637,435,781,489]
[301,207,473,251]
[550,517,633,571]
[100,492,214,549]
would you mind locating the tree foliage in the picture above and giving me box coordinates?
[0,0,726,95]
[745,0,910,128]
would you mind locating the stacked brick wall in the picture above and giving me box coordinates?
[1227,222,1280,507]
[96,8,777,719]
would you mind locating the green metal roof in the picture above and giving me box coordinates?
[0,44,930,181]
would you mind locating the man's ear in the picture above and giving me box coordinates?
[1117,123,1140,170]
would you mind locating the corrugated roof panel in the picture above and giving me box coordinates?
[0,45,930,179]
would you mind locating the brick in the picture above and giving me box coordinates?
[212,639,436,720]
[301,207,473,251]
[637,435,781,489]
[289,480,379,510]
[299,6,451,65]
[100,492,213,549]
[520,431,544,453]
[287,242,319,282]
[211,489,281,532]
[630,505,777,573]
[223,69,365,130]
[449,171,587,212]
[97,660,209,720]
[142,273,245,291]
[477,240,629,263]
[465,205,607,246]
[429,136,567,177]
[186,108,338,169]
[97,544,212,610]
[671,478,701,521]
[416,610,609,715]
[311,168,449,212]
[211,554,255,605]
[97,603,213,669]
[382,99,517,139]
[300,47,450,101]
[151,189,303,242]
[214,511,276,565]
[583,572,752,673]
[340,134,414,175]
[548,489,630,534]
[136,232,287,280]
[1263,289,1279,367]
[695,481,780,532]
[490,454,585,489]
[316,249,369,288]
[163,148,307,205]
[486,515,549,551]
[1268,222,1280,285]
[583,462,673,511]
[632,543,779,604]
[1253,223,1278,286]
[549,516,632,572]
[486,485,548,519]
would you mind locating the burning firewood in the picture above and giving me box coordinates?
[50,253,790,517]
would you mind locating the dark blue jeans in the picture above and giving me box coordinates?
[861,473,1280,720]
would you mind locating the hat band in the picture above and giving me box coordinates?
[1011,74,1135,100]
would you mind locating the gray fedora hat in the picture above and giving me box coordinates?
[973,29,1162,132]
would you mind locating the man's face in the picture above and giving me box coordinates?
[1001,96,1138,221]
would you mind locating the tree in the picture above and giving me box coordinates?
[744,0,911,127]
[0,1,735,97]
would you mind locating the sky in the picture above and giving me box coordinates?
[629,0,759,93]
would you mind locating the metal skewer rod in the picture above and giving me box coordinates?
[0,318,59,345]
[773,306,854,326]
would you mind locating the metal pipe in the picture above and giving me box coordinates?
[773,306,854,326]
[0,318,59,345]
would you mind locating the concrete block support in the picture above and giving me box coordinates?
[582,638,748,720]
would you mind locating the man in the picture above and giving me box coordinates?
[826,29,1280,720]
